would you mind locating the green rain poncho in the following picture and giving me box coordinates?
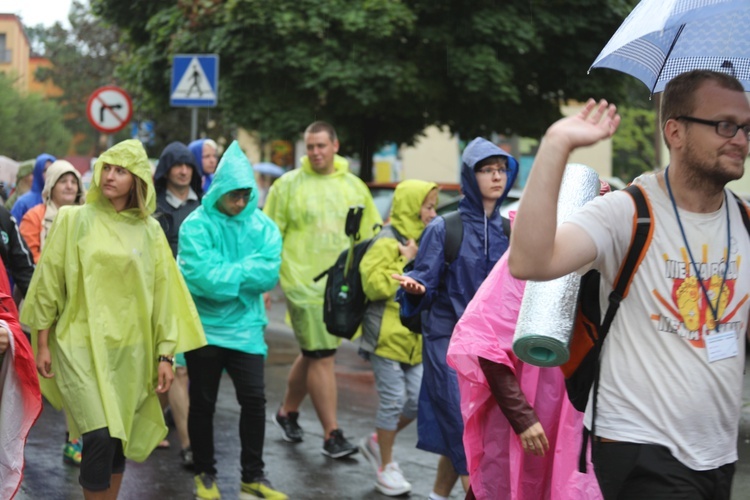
[360,180,437,364]
[20,139,206,462]
[264,155,382,350]
[178,141,282,355]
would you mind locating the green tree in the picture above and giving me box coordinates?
[30,1,128,154]
[93,0,640,180]
[612,106,656,183]
[0,74,72,159]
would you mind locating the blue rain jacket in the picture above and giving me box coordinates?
[178,141,282,356]
[11,153,56,222]
[189,139,215,193]
[397,137,518,473]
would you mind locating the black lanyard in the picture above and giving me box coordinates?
[664,167,730,326]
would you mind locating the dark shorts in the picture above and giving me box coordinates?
[79,427,126,492]
[594,441,734,500]
[301,348,336,359]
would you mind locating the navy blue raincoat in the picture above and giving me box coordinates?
[397,137,518,474]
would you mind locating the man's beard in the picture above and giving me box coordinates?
[682,141,745,194]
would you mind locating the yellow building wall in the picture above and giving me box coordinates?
[400,126,460,183]
[0,14,30,92]
[28,57,62,97]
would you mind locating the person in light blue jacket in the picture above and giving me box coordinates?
[178,140,287,500]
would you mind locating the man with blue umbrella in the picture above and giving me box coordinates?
[510,69,750,499]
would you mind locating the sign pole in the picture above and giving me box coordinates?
[191,108,198,142]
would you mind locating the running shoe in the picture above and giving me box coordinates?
[62,439,82,466]
[240,477,288,499]
[181,446,194,469]
[376,462,412,496]
[274,409,303,443]
[194,473,221,500]
[321,429,358,458]
[359,432,381,473]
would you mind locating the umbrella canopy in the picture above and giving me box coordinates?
[253,162,286,178]
[590,0,750,94]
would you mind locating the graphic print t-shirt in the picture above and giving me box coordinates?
[567,174,750,471]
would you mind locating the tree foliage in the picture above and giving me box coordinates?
[31,1,128,154]
[93,0,642,180]
[0,74,72,159]
[612,106,657,183]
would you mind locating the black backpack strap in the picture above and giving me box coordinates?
[730,191,750,237]
[443,211,464,265]
[581,184,653,472]
[501,215,511,238]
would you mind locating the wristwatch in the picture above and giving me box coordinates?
[157,355,175,366]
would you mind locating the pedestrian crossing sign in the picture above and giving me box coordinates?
[170,54,219,107]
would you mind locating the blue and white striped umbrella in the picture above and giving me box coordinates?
[590,0,750,94]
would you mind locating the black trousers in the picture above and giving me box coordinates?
[185,345,266,482]
[594,441,735,500]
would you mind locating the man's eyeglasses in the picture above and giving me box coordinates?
[476,166,508,176]
[226,190,252,202]
[675,116,750,140]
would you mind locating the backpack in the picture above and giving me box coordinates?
[399,210,511,333]
[561,185,750,472]
[317,232,382,339]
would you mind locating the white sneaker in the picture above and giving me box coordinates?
[358,432,381,473]
[375,462,411,496]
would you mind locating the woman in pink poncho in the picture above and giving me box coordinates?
[447,241,601,499]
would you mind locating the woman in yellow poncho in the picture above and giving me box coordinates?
[20,140,206,499]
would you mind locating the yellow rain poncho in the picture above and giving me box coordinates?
[20,139,206,462]
[264,155,381,350]
[360,180,437,364]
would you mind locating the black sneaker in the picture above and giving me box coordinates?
[274,410,304,443]
[321,429,358,458]
[180,446,194,470]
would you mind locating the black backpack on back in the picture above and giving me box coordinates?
[399,210,510,333]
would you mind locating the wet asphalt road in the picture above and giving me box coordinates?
[15,291,750,499]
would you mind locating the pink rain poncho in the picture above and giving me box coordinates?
[447,252,601,500]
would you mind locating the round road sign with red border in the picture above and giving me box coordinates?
[86,86,133,134]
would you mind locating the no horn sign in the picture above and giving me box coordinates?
[87,86,133,134]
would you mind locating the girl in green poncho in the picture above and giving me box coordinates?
[21,140,205,500]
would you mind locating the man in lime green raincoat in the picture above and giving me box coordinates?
[21,139,206,493]
[264,121,381,458]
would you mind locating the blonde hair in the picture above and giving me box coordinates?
[125,175,149,218]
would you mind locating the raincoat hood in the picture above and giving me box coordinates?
[154,142,202,198]
[88,139,156,217]
[459,138,518,218]
[300,154,350,177]
[188,139,208,175]
[32,153,57,194]
[202,141,258,221]
[42,160,85,205]
[15,160,34,183]
[390,180,438,241]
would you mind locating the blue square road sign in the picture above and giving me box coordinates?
[170,54,219,107]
